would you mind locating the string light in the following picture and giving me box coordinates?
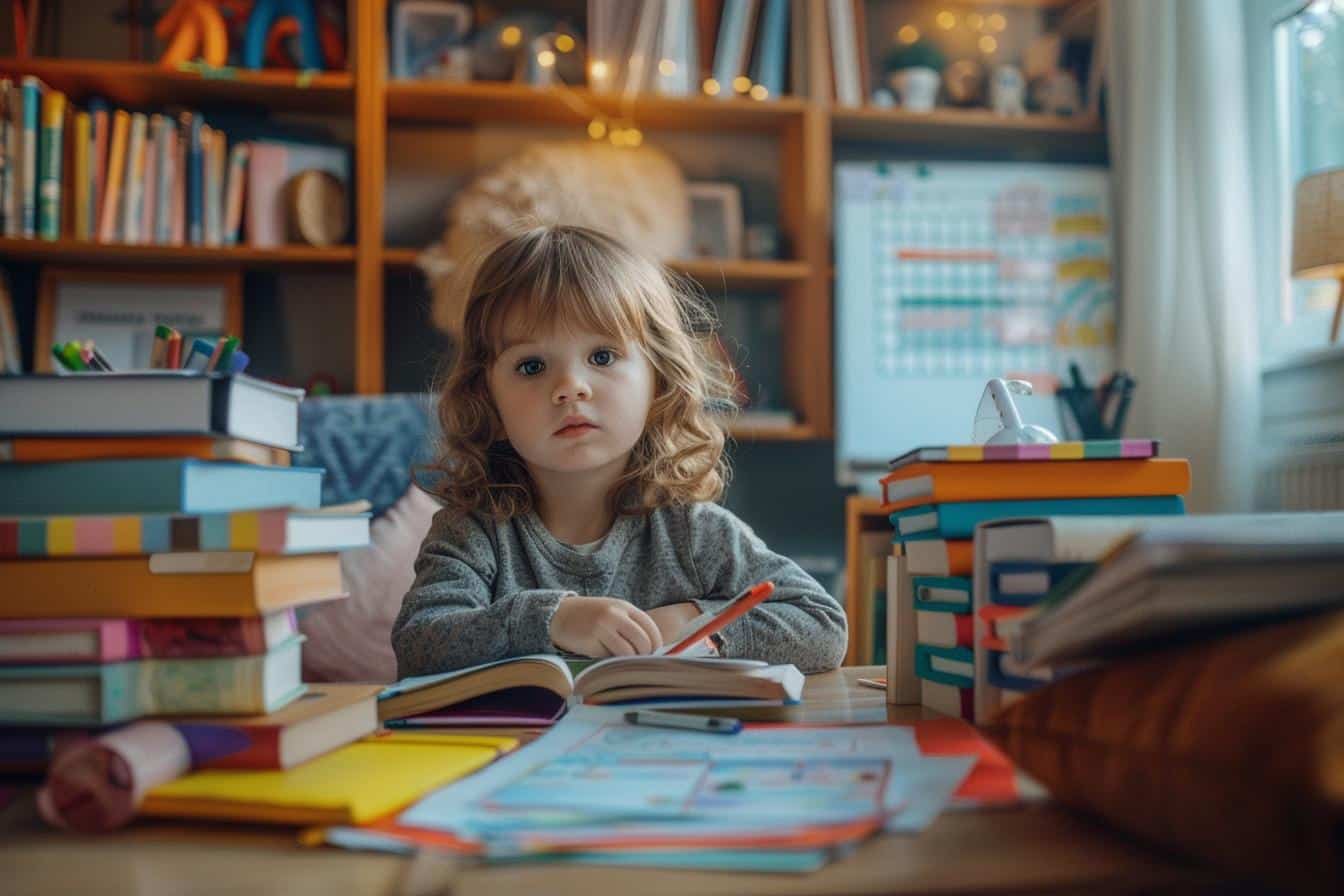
[936,10,956,29]
[897,25,919,44]
[588,119,607,139]
[979,35,997,54]
[555,34,575,53]
[590,60,609,80]
[627,128,643,147]
[967,12,984,29]
[703,78,721,96]
[500,25,522,47]
[987,13,1007,32]
[537,49,556,68]
[750,84,768,100]
[659,58,677,76]
[733,75,752,93]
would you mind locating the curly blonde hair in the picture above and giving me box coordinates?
[428,223,738,520]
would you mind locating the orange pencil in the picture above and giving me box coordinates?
[165,330,182,369]
[661,581,776,655]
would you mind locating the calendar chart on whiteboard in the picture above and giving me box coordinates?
[835,161,1115,481]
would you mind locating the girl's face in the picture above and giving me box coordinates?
[488,313,656,481]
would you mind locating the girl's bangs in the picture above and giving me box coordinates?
[484,260,650,355]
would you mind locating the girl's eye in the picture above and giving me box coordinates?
[515,358,545,376]
[590,349,616,367]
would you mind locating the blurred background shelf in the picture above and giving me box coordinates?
[0,238,356,268]
[831,106,1105,143]
[0,58,354,113]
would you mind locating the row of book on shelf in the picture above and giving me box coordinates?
[0,76,348,248]
[868,439,1344,724]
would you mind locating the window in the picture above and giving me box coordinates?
[1256,0,1344,361]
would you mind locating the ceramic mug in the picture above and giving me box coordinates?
[892,66,939,112]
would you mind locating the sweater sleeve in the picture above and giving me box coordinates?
[390,511,572,678]
[685,503,848,673]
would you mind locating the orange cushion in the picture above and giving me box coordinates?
[986,609,1344,894]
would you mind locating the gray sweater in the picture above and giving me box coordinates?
[392,502,848,679]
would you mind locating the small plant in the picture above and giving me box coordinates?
[883,40,947,74]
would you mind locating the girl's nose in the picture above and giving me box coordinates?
[552,371,591,404]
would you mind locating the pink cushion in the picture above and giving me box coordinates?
[299,485,441,683]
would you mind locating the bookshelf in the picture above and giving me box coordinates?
[0,0,1102,442]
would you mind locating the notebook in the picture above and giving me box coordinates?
[141,734,515,825]
[888,439,1161,469]
[0,611,299,664]
[378,655,805,723]
[0,436,289,466]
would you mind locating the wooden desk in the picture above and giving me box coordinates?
[2,668,1231,896]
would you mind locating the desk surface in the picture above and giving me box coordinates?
[2,667,1228,896]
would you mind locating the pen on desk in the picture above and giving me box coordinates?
[624,709,742,735]
[150,325,172,369]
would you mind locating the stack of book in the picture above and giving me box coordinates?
[0,371,376,775]
[879,440,1190,723]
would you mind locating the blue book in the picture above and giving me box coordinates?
[911,576,972,613]
[913,644,974,689]
[19,76,41,237]
[711,0,754,97]
[986,650,1055,693]
[989,561,1095,606]
[186,112,203,245]
[890,495,1186,541]
[0,459,323,515]
[749,0,789,98]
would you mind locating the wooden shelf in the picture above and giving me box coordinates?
[385,81,806,134]
[383,248,810,290]
[728,422,820,441]
[0,58,354,113]
[0,238,356,268]
[831,106,1105,144]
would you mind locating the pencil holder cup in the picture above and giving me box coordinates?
[1056,386,1129,440]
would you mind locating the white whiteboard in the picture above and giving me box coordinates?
[835,161,1115,488]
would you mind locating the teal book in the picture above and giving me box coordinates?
[36,88,64,239]
[0,636,305,725]
[0,459,324,515]
[914,644,974,689]
[891,495,1186,541]
[911,576,972,613]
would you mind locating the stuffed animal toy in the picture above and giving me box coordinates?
[156,0,229,69]
[418,141,690,336]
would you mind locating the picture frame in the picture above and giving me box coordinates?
[35,268,243,372]
[687,182,745,259]
[390,0,474,80]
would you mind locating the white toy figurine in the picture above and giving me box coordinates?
[973,378,1059,445]
[990,65,1025,117]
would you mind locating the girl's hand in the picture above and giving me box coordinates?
[647,602,701,642]
[550,596,663,658]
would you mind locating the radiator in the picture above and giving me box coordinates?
[1258,349,1344,511]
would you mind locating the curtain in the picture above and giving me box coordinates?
[1107,0,1262,511]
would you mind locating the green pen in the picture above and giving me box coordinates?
[59,342,88,371]
[213,335,241,372]
[51,343,73,371]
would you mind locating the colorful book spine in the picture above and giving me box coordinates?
[914,610,973,649]
[889,439,1162,469]
[890,495,1187,541]
[0,611,297,664]
[88,98,108,236]
[222,142,248,246]
[153,115,173,244]
[988,562,1094,606]
[911,576,972,613]
[71,110,90,240]
[186,113,203,245]
[19,76,41,237]
[750,0,789,98]
[121,112,147,243]
[0,508,303,557]
[141,114,162,243]
[0,636,305,725]
[902,539,973,577]
[97,109,129,242]
[36,89,64,239]
[4,78,20,236]
[0,79,10,235]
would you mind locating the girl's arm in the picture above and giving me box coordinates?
[390,513,571,678]
[684,503,848,673]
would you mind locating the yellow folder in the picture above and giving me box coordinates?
[140,734,517,826]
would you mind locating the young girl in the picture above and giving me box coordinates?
[392,224,847,679]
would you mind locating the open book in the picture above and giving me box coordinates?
[377,655,805,724]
